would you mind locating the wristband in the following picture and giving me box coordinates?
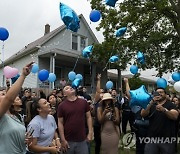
[55,138,60,140]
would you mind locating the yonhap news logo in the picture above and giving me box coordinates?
[122,132,136,148]
[139,137,180,144]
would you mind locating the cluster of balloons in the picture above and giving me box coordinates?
[156,72,180,92]
[37,69,56,82]
[129,52,145,75]
[172,72,180,92]
[59,3,80,32]
[31,64,56,82]
[129,85,151,109]
[0,27,9,41]
[68,71,83,88]
[106,80,113,89]
[82,45,93,58]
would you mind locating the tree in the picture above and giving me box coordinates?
[90,0,180,76]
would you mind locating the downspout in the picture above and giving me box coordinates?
[50,53,56,90]
[52,53,56,89]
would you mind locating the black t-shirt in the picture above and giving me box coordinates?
[147,101,177,138]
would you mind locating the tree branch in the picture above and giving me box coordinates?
[169,0,178,13]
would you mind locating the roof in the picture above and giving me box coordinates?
[108,69,157,83]
[1,14,99,67]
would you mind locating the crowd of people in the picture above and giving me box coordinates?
[0,63,180,154]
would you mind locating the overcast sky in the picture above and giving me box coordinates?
[0,0,172,81]
[0,0,104,60]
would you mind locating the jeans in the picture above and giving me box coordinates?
[65,140,88,154]
[144,143,176,154]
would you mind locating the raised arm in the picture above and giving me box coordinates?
[94,74,101,102]
[124,78,131,99]
[0,62,33,118]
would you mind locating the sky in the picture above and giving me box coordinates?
[0,0,104,60]
[0,0,172,81]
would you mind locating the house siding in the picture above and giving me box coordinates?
[0,51,38,88]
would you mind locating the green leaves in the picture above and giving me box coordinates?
[90,0,180,73]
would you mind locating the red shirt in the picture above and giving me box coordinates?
[57,98,90,142]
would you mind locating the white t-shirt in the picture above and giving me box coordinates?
[27,114,57,154]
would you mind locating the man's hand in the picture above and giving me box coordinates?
[156,104,166,112]
[87,131,93,142]
[61,140,70,153]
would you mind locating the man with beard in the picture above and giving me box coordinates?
[141,87,179,154]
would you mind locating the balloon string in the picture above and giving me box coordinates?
[72,56,79,71]
[67,56,79,85]
[1,42,4,63]
[107,62,111,80]
[88,58,93,94]
[102,39,119,71]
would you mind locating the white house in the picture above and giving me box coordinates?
[0,14,108,92]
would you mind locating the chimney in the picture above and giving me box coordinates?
[44,24,50,35]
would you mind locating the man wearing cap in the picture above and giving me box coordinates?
[141,87,179,154]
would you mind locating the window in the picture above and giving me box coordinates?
[80,37,86,51]
[72,34,78,50]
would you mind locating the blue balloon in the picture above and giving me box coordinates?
[137,51,145,64]
[109,55,119,63]
[68,71,76,81]
[38,69,49,81]
[156,78,167,89]
[0,27,9,41]
[82,45,93,58]
[129,85,152,109]
[115,27,127,37]
[105,0,118,7]
[59,3,80,32]
[72,78,81,88]
[31,64,39,73]
[11,74,20,84]
[89,10,101,22]
[48,73,56,82]
[75,74,83,80]
[106,81,113,89]
[130,65,138,74]
[172,72,180,82]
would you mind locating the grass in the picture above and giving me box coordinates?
[90,140,135,154]
[90,140,180,154]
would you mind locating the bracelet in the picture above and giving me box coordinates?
[163,108,168,113]
[55,138,60,140]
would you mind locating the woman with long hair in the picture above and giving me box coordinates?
[97,92,120,154]
[27,98,61,154]
[0,62,33,154]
